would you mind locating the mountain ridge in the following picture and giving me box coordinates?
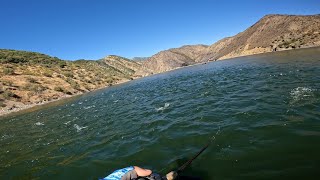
[143,14,320,73]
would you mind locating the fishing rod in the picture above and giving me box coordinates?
[135,136,216,180]
[176,136,215,174]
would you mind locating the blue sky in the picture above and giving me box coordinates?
[0,0,319,60]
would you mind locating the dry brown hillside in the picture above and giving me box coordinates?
[201,14,320,61]
[143,45,208,73]
[0,50,148,114]
[144,14,320,73]
[102,55,151,78]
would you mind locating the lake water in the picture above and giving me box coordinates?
[1,47,320,179]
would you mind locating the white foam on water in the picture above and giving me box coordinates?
[1,134,13,141]
[73,124,88,132]
[64,121,71,125]
[156,103,170,111]
[35,122,45,126]
[83,105,95,110]
[290,87,315,103]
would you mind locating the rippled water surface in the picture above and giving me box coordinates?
[1,48,320,179]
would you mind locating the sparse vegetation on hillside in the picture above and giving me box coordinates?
[0,50,148,112]
[144,14,320,73]
[0,49,65,66]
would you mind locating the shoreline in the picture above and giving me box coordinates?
[1,46,319,118]
[0,79,131,117]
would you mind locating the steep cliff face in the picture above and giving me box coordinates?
[144,14,320,73]
[143,45,208,73]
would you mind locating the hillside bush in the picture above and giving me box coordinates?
[23,83,46,93]
[2,80,13,86]
[26,77,37,83]
[0,99,6,107]
[54,86,65,93]
[2,90,17,99]
[66,78,80,90]
[63,71,74,78]
[0,49,66,66]
[43,70,53,77]
[3,68,14,75]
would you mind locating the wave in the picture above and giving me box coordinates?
[290,87,316,104]
[35,122,45,126]
[156,103,170,111]
[73,124,88,132]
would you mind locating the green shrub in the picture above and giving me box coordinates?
[66,78,80,90]
[83,84,91,91]
[26,77,37,83]
[2,90,16,99]
[83,79,92,83]
[71,82,80,90]
[0,49,65,65]
[59,61,67,68]
[2,80,13,86]
[63,71,74,78]
[23,83,46,93]
[0,100,6,107]
[54,86,65,92]
[106,78,113,84]
[3,68,14,75]
[22,69,36,75]
[43,71,53,77]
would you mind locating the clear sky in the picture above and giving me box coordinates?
[0,0,319,60]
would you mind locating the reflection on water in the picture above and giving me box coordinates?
[1,47,320,179]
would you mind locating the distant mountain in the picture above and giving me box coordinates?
[143,45,208,73]
[143,14,320,73]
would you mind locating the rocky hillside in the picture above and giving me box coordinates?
[102,55,151,78]
[201,14,320,61]
[144,14,320,73]
[143,45,208,73]
[0,50,149,112]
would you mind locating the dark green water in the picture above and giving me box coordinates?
[1,47,320,179]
